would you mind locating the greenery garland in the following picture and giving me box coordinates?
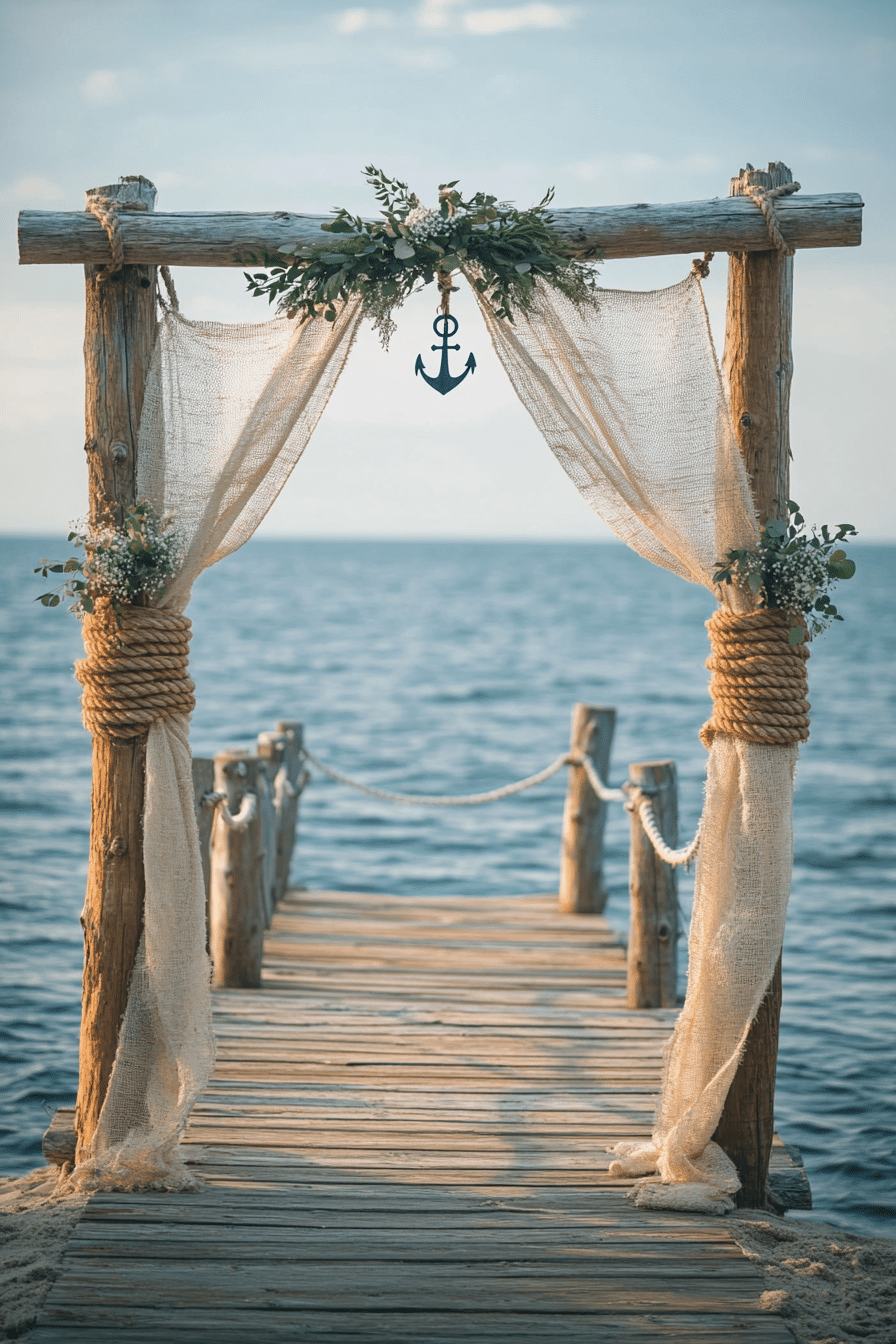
[713,501,857,643]
[241,167,600,346]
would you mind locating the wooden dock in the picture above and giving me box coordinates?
[33,890,797,1342]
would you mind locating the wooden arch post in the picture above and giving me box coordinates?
[75,176,158,1161]
[713,161,795,1206]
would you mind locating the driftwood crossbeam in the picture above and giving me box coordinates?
[20,163,861,1212]
[19,191,862,265]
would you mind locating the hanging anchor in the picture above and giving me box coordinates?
[415,313,476,395]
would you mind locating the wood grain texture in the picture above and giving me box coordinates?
[76,176,158,1160]
[35,890,801,1341]
[190,757,215,942]
[209,752,264,988]
[626,761,678,1009]
[717,162,795,1206]
[274,721,305,903]
[559,704,615,913]
[19,191,862,267]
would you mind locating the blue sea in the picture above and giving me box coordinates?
[1,536,893,1238]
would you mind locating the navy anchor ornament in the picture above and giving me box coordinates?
[415,313,476,396]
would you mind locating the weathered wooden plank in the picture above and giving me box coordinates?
[37,1258,768,1311]
[19,191,862,266]
[68,1223,746,1259]
[30,1307,796,1343]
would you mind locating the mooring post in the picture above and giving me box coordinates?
[74,176,158,1161]
[191,757,216,942]
[209,750,265,988]
[559,704,616,914]
[713,161,795,1207]
[626,760,678,1008]
[275,720,306,901]
[257,731,284,925]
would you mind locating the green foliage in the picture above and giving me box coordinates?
[712,501,857,642]
[34,501,181,618]
[239,166,600,346]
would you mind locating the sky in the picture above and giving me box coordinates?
[1,0,894,540]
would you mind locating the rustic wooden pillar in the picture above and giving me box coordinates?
[75,176,158,1160]
[275,720,306,900]
[558,704,616,914]
[626,760,678,1009]
[209,751,265,988]
[713,161,794,1207]
[257,731,284,925]
[191,757,216,944]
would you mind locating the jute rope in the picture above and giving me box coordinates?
[75,600,195,740]
[743,181,801,258]
[438,268,458,316]
[301,746,573,807]
[700,607,810,748]
[84,193,149,275]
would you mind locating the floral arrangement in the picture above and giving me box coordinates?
[241,166,599,347]
[35,501,181,617]
[713,501,857,643]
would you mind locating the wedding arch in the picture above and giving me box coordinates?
[18,164,863,1209]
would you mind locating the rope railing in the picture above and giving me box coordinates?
[300,746,573,807]
[298,744,701,867]
[193,705,699,1009]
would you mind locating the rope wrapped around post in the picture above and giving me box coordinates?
[700,607,810,749]
[74,600,196,740]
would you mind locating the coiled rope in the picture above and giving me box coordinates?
[75,600,195,740]
[700,607,810,748]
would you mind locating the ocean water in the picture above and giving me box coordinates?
[1,536,893,1238]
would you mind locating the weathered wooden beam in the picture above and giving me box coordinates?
[713,161,794,1209]
[18,191,862,267]
[75,175,157,1164]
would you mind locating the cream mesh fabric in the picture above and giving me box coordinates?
[67,298,363,1191]
[472,274,794,1213]
[470,274,757,588]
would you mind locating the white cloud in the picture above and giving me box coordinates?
[336,7,396,34]
[80,70,123,103]
[463,4,574,34]
[416,0,465,28]
[10,176,64,202]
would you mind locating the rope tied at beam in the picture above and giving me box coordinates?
[743,180,801,257]
[84,192,149,275]
[75,599,195,740]
[700,607,810,749]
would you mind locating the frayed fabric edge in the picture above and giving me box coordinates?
[59,1142,207,1195]
[627,1179,736,1215]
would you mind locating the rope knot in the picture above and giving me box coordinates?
[85,193,149,275]
[691,251,714,279]
[743,181,801,258]
[700,607,810,749]
[75,600,195,740]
